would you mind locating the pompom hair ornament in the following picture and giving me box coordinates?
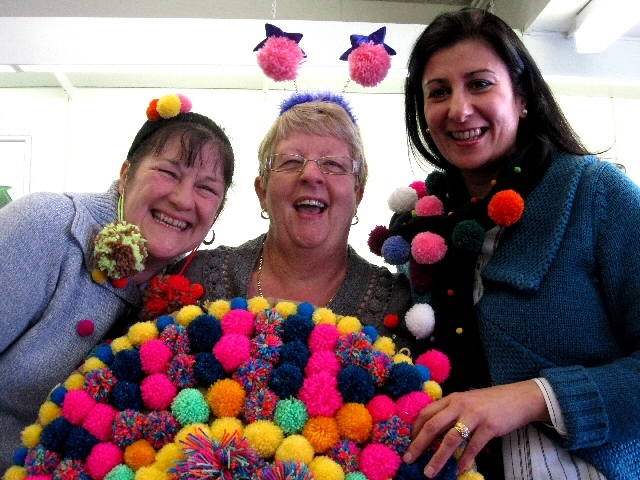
[254,23,306,82]
[340,27,396,88]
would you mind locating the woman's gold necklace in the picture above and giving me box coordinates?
[256,249,336,307]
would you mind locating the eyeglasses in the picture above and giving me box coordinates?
[267,154,360,175]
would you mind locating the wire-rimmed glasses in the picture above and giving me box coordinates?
[267,154,360,175]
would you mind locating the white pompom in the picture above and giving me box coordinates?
[405,303,435,340]
[388,186,419,214]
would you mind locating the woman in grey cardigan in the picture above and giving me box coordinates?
[0,94,235,471]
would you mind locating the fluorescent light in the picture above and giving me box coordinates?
[573,0,640,53]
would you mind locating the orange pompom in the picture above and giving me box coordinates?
[146,99,161,121]
[383,314,399,329]
[302,416,340,453]
[487,189,524,226]
[124,439,156,471]
[336,403,373,443]
[206,378,246,418]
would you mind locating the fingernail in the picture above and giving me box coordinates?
[425,466,435,478]
[403,452,413,463]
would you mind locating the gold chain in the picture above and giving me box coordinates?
[257,248,336,307]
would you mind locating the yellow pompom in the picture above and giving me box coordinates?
[309,455,345,480]
[336,316,362,335]
[64,372,86,390]
[110,336,133,353]
[247,296,271,314]
[124,439,156,471]
[210,417,244,442]
[335,403,372,443]
[424,380,443,400]
[175,305,204,327]
[393,352,413,365]
[206,299,231,319]
[243,420,284,458]
[3,465,27,480]
[20,424,42,448]
[312,307,337,325]
[153,442,183,471]
[91,268,108,283]
[373,336,396,356]
[82,357,107,373]
[175,424,211,449]
[457,470,485,480]
[127,321,158,347]
[274,301,298,319]
[134,465,168,480]
[206,379,246,418]
[156,94,182,119]
[302,416,340,453]
[275,434,315,465]
[38,401,61,426]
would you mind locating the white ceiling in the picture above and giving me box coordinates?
[0,0,639,93]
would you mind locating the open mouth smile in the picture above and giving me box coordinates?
[449,127,487,141]
[153,211,189,231]
[294,199,327,214]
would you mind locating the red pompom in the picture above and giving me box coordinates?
[191,283,204,299]
[409,181,427,198]
[256,36,304,82]
[409,261,433,293]
[383,314,399,329]
[77,319,95,337]
[487,189,524,226]
[368,225,391,256]
[111,277,128,289]
[348,42,391,87]
[146,99,160,121]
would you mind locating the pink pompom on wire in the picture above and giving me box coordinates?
[366,395,396,423]
[359,443,402,480]
[409,180,428,198]
[411,231,447,264]
[140,373,178,410]
[416,349,451,384]
[396,391,432,425]
[415,195,444,217]
[83,403,118,441]
[257,36,304,82]
[176,93,192,113]
[221,309,255,336]
[61,389,97,426]
[348,42,391,87]
[139,339,173,375]
[85,442,123,480]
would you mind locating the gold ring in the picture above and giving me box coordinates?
[454,421,470,440]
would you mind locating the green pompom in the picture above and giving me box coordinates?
[171,388,210,425]
[452,220,485,252]
[345,472,369,480]
[274,397,309,434]
[425,170,447,200]
[94,220,147,279]
[104,464,135,480]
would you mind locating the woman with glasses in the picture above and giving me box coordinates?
[177,92,413,348]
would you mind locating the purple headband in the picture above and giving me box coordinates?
[278,91,358,125]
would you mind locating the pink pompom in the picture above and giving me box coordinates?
[77,319,95,337]
[415,195,444,217]
[221,309,255,336]
[85,442,123,480]
[213,334,252,372]
[256,36,304,82]
[366,395,396,423]
[176,93,192,113]
[61,389,97,426]
[409,180,427,198]
[307,323,340,353]
[24,476,52,480]
[140,373,178,410]
[411,231,447,264]
[396,391,432,425]
[305,350,342,377]
[360,443,402,480]
[416,349,451,384]
[297,372,343,417]
[348,42,391,87]
[83,403,118,441]
[139,339,173,374]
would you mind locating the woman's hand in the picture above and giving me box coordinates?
[403,380,550,478]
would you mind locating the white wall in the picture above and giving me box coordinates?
[0,85,638,267]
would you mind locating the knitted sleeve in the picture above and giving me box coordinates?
[0,192,75,354]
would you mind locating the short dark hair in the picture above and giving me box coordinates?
[127,112,235,211]
[405,7,591,170]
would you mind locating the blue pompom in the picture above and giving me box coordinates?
[361,325,378,342]
[111,349,143,382]
[12,447,28,466]
[91,343,114,365]
[279,340,310,371]
[381,235,411,265]
[337,365,376,404]
[283,314,315,343]
[415,364,431,382]
[395,462,424,480]
[187,314,222,353]
[40,417,73,453]
[231,297,249,310]
[109,380,143,411]
[415,450,458,480]
[193,352,226,387]
[296,302,315,318]
[64,426,98,460]
[269,363,304,399]
[49,385,68,406]
[383,362,423,400]
[156,315,175,331]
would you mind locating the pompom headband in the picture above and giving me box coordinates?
[278,91,358,125]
